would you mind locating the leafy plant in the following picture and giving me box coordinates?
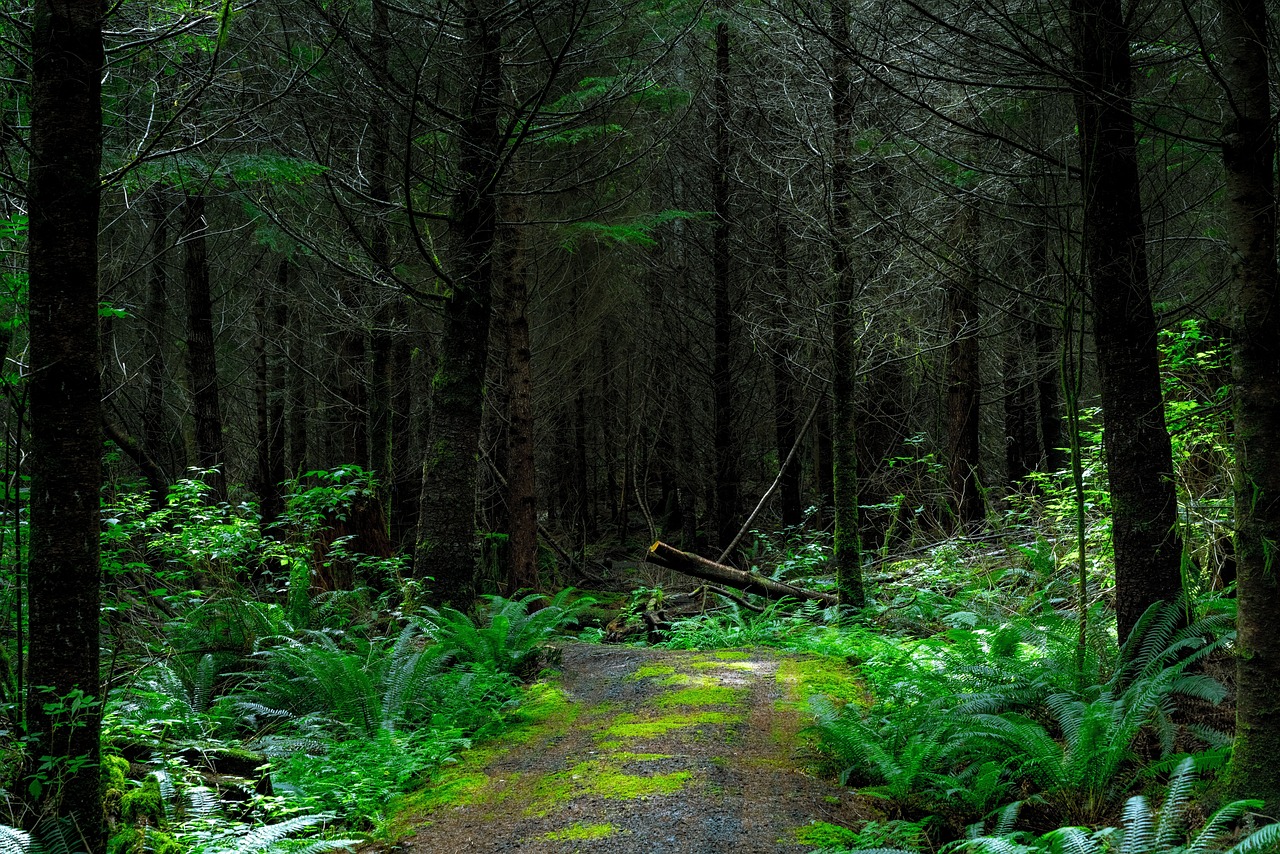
[420,588,594,675]
[957,759,1280,854]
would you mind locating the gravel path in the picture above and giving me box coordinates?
[393,644,874,853]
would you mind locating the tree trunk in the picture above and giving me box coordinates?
[711,13,739,554]
[1035,312,1067,473]
[501,206,539,591]
[770,216,803,529]
[181,190,228,501]
[257,264,289,526]
[143,189,173,482]
[815,391,835,528]
[1003,313,1039,485]
[414,0,504,605]
[1219,0,1280,807]
[24,0,104,842]
[334,286,368,468]
[944,203,984,527]
[1071,0,1182,642]
[647,541,838,606]
[285,262,309,477]
[830,0,864,606]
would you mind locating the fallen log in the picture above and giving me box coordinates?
[645,541,838,607]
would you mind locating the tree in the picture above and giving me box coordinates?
[829,0,864,606]
[1217,0,1280,807]
[23,0,104,844]
[1070,0,1183,642]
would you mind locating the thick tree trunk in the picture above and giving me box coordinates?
[414,0,504,605]
[815,391,835,527]
[830,0,864,606]
[24,0,104,842]
[711,15,738,553]
[181,190,228,501]
[944,203,984,527]
[1219,0,1280,807]
[1071,0,1182,642]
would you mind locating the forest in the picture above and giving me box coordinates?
[3,0,1280,851]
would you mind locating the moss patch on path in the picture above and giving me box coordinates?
[390,644,881,853]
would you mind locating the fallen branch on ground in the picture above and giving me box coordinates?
[645,541,838,607]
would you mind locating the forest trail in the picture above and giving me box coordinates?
[387,644,875,853]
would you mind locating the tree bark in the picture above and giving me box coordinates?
[180,190,228,501]
[770,216,803,529]
[1071,0,1182,642]
[414,0,504,606]
[1219,0,1280,807]
[143,189,173,480]
[830,0,864,606]
[24,0,104,842]
[646,541,837,606]
[711,12,739,553]
[501,205,539,591]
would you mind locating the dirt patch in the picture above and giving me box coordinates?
[389,644,879,853]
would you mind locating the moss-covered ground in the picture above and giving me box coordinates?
[388,644,880,853]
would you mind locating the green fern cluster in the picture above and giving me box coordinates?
[811,601,1233,832]
[420,588,593,675]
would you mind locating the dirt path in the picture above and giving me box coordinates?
[391,644,875,853]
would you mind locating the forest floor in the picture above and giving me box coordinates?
[381,643,878,853]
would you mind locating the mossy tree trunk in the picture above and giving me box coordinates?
[1219,0,1280,807]
[413,0,504,606]
[1070,0,1182,642]
[830,0,864,607]
[23,0,104,843]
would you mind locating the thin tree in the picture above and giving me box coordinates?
[23,0,104,844]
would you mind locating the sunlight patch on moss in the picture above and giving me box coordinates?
[526,759,693,816]
[603,710,741,739]
[713,650,751,660]
[628,663,678,681]
[654,685,745,708]
[776,655,865,707]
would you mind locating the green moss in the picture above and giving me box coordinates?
[628,663,678,681]
[120,778,165,828]
[791,820,860,848]
[776,655,865,707]
[654,685,744,708]
[538,822,621,841]
[527,760,692,816]
[603,711,741,739]
[101,754,129,792]
[108,828,181,854]
[713,650,751,660]
[608,751,672,762]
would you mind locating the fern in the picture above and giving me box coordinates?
[421,589,593,675]
[191,813,358,854]
[955,759,1280,854]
